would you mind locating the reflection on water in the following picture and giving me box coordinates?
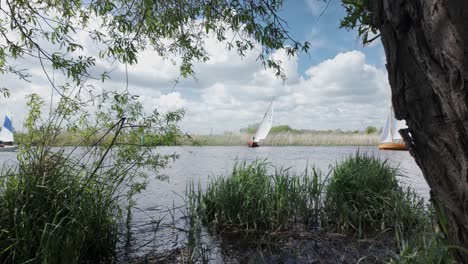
[0,146,430,259]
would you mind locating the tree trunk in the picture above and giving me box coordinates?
[372,0,468,261]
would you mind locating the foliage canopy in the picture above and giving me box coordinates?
[0,0,310,92]
[365,125,377,134]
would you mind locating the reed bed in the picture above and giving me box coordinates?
[0,149,119,263]
[190,160,326,235]
[15,131,107,146]
[189,132,379,146]
[190,155,430,237]
[322,152,431,237]
[15,131,379,146]
[14,130,183,147]
[187,153,454,262]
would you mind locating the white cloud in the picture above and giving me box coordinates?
[304,0,328,16]
[143,92,186,113]
[301,51,388,99]
[0,23,391,135]
[177,50,390,133]
[181,51,387,133]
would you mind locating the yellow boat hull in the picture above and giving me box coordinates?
[378,142,407,151]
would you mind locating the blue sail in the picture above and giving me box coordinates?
[3,116,13,133]
[0,115,14,143]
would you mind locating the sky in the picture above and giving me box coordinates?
[0,0,392,134]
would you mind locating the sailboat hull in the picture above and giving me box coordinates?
[378,142,407,151]
[247,141,259,148]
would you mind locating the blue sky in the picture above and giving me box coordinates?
[0,0,393,134]
[280,0,385,73]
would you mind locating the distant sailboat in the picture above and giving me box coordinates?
[0,115,16,152]
[247,99,274,147]
[378,106,407,151]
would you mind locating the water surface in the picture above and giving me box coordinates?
[129,146,430,257]
[0,146,430,259]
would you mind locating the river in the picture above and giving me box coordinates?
[0,146,430,261]
[126,146,430,259]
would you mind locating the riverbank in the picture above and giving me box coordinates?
[189,132,379,146]
[13,131,380,147]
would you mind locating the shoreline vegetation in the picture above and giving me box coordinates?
[13,129,380,147]
[189,131,379,146]
[140,153,453,263]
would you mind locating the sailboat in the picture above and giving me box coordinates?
[0,115,17,152]
[378,106,407,150]
[247,99,274,147]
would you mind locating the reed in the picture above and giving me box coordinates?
[391,200,459,263]
[15,131,379,147]
[322,152,430,237]
[184,183,211,264]
[188,132,379,146]
[187,153,449,262]
[0,149,118,263]
[190,160,326,235]
[392,231,455,263]
[190,155,430,238]
[14,131,108,146]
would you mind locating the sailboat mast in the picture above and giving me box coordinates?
[258,97,275,126]
[389,105,393,140]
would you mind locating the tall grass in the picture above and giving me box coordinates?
[191,154,429,239]
[190,160,326,234]
[184,183,211,264]
[392,231,455,263]
[322,152,430,237]
[187,153,452,262]
[0,149,118,263]
[188,132,379,146]
[16,131,379,147]
[391,200,458,263]
[14,131,104,146]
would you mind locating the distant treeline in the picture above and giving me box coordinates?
[240,124,301,134]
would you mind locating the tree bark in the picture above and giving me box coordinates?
[371,0,468,261]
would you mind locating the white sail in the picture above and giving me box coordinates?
[392,117,406,140]
[380,106,406,143]
[254,101,274,143]
[0,115,14,143]
[379,110,392,143]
